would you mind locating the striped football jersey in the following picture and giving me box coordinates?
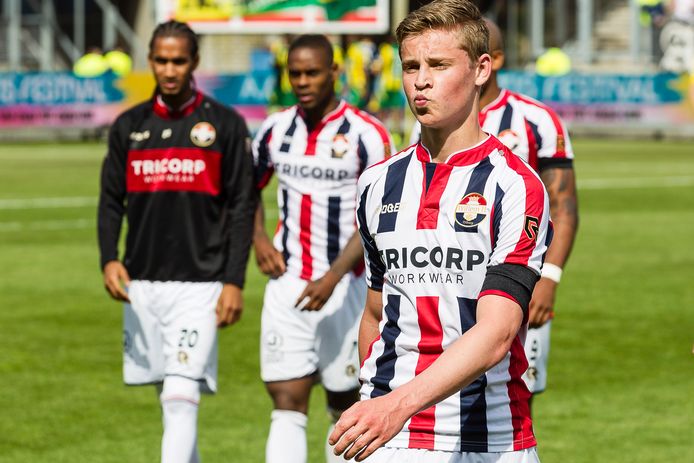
[356,136,551,452]
[411,89,573,173]
[253,100,394,281]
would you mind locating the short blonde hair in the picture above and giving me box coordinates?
[396,0,489,62]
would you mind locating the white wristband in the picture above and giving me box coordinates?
[541,263,562,283]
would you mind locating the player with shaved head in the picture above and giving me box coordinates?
[252,33,394,463]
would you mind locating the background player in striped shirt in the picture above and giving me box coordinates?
[251,34,394,463]
[330,1,550,461]
[410,18,579,411]
[98,21,256,463]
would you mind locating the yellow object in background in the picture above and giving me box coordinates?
[535,47,572,77]
[73,51,109,78]
[105,49,133,77]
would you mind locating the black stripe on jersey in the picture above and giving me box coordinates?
[481,263,540,315]
[377,153,411,233]
[279,116,298,153]
[527,119,542,150]
[456,156,494,233]
[255,126,273,187]
[457,297,489,451]
[357,185,385,289]
[498,104,513,132]
[357,135,368,175]
[424,163,437,193]
[327,196,341,264]
[280,188,290,265]
[458,297,487,452]
[370,294,402,398]
[491,184,505,252]
[336,118,351,135]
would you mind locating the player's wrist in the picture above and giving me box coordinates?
[541,263,562,284]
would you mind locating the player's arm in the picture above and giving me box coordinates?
[295,231,363,311]
[358,288,383,363]
[218,118,258,327]
[530,155,579,326]
[330,294,525,461]
[98,117,130,302]
[252,201,286,278]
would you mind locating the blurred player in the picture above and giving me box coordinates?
[252,34,394,463]
[411,18,579,412]
[479,19,578,409]
[329,1,550,461]
[97,20,256,463]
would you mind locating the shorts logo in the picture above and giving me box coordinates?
[345,365,357,377]
[190,122,216,147]
[498,129,520,151]
[455,193,488,228]
[177,351,189,364]
[332,134,350,158]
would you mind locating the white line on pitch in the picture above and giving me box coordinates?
[578,176,694,190]
[0,196,96,209]
[0,219,93,232]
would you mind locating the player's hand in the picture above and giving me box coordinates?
[295,270,341,311]
[253,233,286,278]
[528,277,557,328]
[329,395,408,461]
[216,283,243,328]
[103,260,130,302]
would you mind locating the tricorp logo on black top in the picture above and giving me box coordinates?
[454,193,488,228]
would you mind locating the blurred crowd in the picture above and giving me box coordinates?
[640,0,694,72]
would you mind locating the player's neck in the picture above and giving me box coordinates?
[480,76,501,111]
[421,117,487,164]
[160,85,195,111]
[303,97,339,128]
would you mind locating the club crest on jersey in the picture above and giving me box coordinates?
[498,129,520,151]
[455,193,488,228]
[331,134,350,158]
[190,122,216,147]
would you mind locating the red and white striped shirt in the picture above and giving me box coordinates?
[253,100,393,280]
[356,136,550,452]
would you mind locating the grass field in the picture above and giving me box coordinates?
[1,139,693,462]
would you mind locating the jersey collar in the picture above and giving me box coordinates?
[416,134,503,167]
[152,87,203,120]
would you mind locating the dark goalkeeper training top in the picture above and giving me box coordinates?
[98,91,257,287]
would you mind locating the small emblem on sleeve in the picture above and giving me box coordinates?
[190,122,216,147]
[455,193,488,228]
[498,129,520,151]
[556,135,566,153]
[524,216,540,241]
[332,134,350,158]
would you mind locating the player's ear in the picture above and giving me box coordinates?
[474,53,492,87]
[491,49,505,71]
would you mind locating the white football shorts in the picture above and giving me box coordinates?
[522,321,551,394]
[361,447,540,463]
[123,280,221,393]
[260,272,365,392]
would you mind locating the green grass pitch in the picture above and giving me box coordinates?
[0,139,693,462]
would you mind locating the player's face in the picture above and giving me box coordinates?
[149,36,199,99]
[401,29,490,131]
[287,46,337,113]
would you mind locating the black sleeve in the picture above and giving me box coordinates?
[537,157,573,172]
[221,115,258,287]
[481,263,540,317]
[97,116,128,270]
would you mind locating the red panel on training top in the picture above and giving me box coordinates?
[126,148,222,195]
